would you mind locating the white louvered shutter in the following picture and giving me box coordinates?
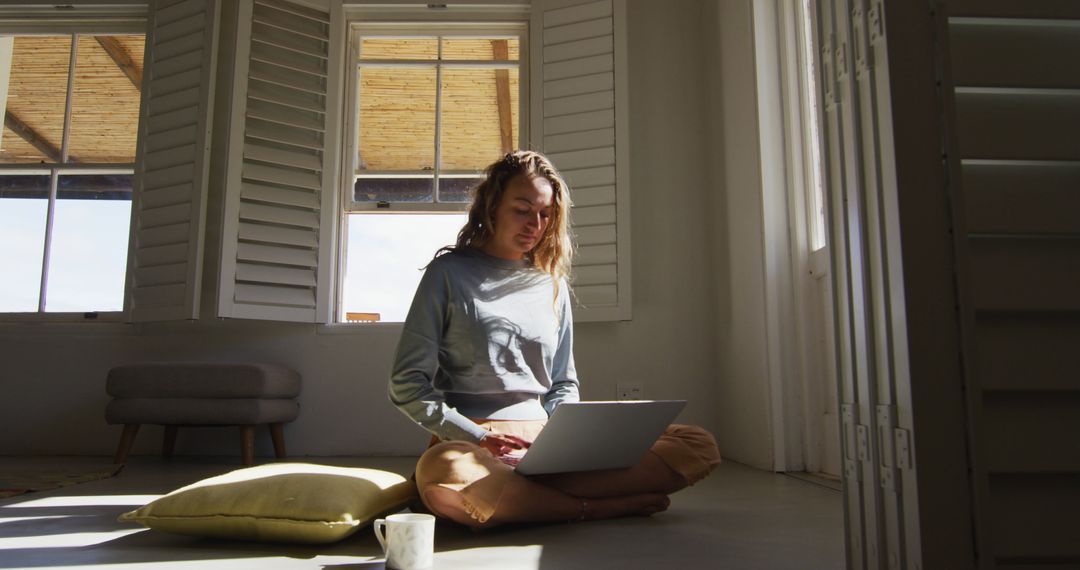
[947,1,1080,565]
[126,0,220,322]
[531,0,631,321]
[218,0,341,322]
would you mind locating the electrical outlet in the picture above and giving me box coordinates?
[616,382,644,401]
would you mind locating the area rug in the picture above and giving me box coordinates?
[0,463,124,498]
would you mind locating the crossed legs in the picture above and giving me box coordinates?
[417,445,688,529]
[415,423,720,529]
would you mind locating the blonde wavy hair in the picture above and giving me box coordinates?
[440,150,574,283]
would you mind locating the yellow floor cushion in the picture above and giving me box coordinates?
[119,463,418,544]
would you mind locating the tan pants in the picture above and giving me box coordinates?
[414,420,721,524]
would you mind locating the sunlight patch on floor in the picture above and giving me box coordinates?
[0,514,82,524]
[2,494,160,508]
[435,545,543,569]
[0,528,147,549]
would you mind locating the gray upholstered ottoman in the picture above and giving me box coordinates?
[105,363,301,465]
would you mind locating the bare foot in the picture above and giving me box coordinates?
[637,494,671,516]
[585,493,670,520]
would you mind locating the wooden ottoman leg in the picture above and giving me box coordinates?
[162,425,178,459]
[114,424,140,464]
[270,422,286,459]
[240,425,256,466]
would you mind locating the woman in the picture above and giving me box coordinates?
[388,150,720,528]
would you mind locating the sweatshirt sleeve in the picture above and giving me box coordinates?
[543,281,580,415]
[387,261,489,443]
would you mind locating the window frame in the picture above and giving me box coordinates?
[342,22,528,214]
[333,18,529,325]
[794,0,829,258]
[0,19,146,322]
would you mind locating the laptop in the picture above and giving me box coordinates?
[508,400,687,476]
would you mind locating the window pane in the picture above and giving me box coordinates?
[0,175,49,311]
[45,175,131,312]
[441,38,519,61]
[68,35,144,163]
[342,213,466,322]
[801,0,827,251]
[438,176,481,203]
[354,177,433,203]
[440,67,519,170]
[0,36,71,164]
[57,173,134,200]
[358,67,436,172]
[360,37,437,60]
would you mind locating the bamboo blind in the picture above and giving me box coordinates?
[1,35,518,171]
[358,38,520,172]
[359,37,520,61]
[359,67,437,170]
[1,35,144,165]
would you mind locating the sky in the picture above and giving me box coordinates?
[342,213,466,322]
[0,198,129,312]
[1,199,465,321]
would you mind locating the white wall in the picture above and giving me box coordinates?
[0,1,781,462]
[703,0,776,470]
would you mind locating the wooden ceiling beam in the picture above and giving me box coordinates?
[95,36,142,91]
[4,111,64,162]
[492,40,513,154]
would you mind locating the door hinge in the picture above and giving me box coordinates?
[877,404,898,492]
[869,2,884,43]
[823,34,839,109]
[842,404,858,458]
[841,404,862,482]
[856,424,870,461]
[895,427,913,470]
[836,39,848,81]
[845,459,860,482]
[852,6,871,78]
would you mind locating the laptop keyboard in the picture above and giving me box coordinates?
[498,450,526,467]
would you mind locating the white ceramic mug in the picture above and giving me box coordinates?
[373,513,435,570]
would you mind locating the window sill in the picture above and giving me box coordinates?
[316,322,404,335]
[0,312,133,336]
[0,311,125,323]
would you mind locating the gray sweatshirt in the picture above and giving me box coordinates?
[388,247,580,442]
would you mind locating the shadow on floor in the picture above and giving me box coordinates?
[0,458,843,570]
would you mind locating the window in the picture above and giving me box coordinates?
[799,0,827,252]
[0,32,145,314]
[0,2,627,325]
[339,25,525,323]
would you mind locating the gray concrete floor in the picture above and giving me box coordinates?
[0,456,844,569]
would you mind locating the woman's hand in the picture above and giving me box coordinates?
[478,432,531,457]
